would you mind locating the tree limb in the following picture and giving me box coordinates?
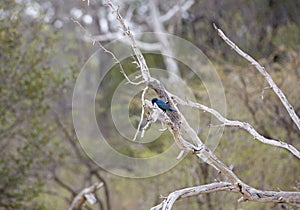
[160,0,195,23]
[149,0,181,77]
[104,2,300,209]
[73,18,145,86]
[151,182,300,210]
[213,23,300,132]
[69,182,104,210]
[170,94,300,159]
[133,86,148,141]
[107,2,151,82]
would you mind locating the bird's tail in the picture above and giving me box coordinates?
[170,108,177,112]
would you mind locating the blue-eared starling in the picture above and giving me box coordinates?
[151,98,177,112]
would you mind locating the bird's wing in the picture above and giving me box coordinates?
[157,101,171,110]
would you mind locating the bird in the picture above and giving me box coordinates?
[151,98,177,112]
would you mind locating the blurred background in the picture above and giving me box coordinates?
[0,0,299,209]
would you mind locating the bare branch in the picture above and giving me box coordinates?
[73,18,145,86]
[106,1,241,185]
[160,0,195,23]
[134,40,162,51]
[150,182,237,210]
[102,3,300,209]
[170,94,300,160]
[149,0,180,77]
[213,23,300,132]
[133,86,148,141]
[151,182,300,210]
[151,201,165,210]
[69,182,104,210]
[141,100,156,137]
[107,1,151,82]
[91,33,162,51]
[91,32,120,42]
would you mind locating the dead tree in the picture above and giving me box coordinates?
[75,1,300,209]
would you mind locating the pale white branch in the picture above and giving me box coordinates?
[151,182,236,210]
[213,23,300,132]
[69,182,104,210]
[73,18,144,86]
[160,0,195,23]
[91,33,161,51]
[141,121,151,138]
[176,149,185,160]
[171,94,300,160]
[151,201,165,210]
[91,32,120,41]
[107,1,151,81]
[103,3,300,209]
[151,182,300,210]
[141,100,158,137]
[133,86,148,141]
[149,0,180,77]
[135,40,162,51]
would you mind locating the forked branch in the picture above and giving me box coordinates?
[102,2,300,209]
[151,182,300,210]
[170,94,300,159]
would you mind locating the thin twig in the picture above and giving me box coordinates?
[261,86,271,100]
[106,1,152,81]
[72,18,145,86]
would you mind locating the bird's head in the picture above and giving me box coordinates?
[151,98,158,105]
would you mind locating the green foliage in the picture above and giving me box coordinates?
[0,2,67,209]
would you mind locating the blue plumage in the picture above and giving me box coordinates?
[151,98,177,112]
